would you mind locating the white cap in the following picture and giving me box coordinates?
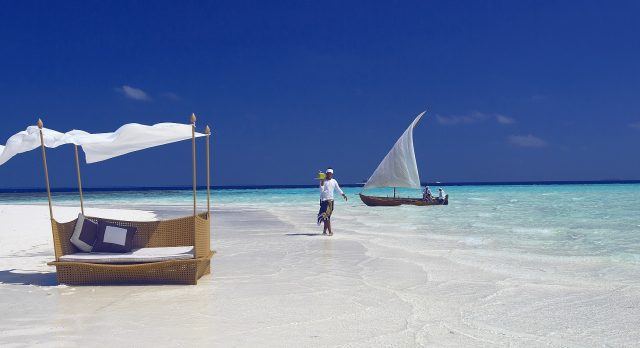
[326,168,334,174]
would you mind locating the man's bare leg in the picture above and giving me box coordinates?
[323,220,328,235]
[327,219,333,236]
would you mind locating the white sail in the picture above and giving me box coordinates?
[363,111,425,189]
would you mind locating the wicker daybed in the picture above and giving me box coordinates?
[26,115,214,285]
[47,213,212,285]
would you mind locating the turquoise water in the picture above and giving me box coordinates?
[1,184,639,261]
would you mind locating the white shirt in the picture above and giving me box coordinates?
[320,178,344,201]
[438,190,445,199]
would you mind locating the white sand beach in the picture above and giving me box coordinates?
[0,203,639,347]
[3,0,640,346]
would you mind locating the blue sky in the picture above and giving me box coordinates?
[1,1,639,188]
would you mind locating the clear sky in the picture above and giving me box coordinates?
[1,1,639,188]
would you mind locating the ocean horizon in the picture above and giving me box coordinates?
[2,178,639,193]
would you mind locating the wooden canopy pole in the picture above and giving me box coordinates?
[205,125,211,215]
[191,113,197,217]
[37,119,54,220]
[74,145,85,215]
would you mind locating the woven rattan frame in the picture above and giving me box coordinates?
[48,212,212,285]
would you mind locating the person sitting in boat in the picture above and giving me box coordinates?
[422,186,432,201]
[318,168,348,236]
[437,188,446,202]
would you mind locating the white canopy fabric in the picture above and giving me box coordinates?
[0,122,205,166]
[0,126,74,166]
[68,123,205,163]
[363,111,426,190]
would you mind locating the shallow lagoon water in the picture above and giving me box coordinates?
[1,184,639,346]
[3,184,639,259]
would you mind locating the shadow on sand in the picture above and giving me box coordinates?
[285,233,327,237]
[0,269,58,286]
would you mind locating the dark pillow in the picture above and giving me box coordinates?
[70,214,99,252]
[92,221,136,253]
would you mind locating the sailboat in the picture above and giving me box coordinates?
[359,111,449,207]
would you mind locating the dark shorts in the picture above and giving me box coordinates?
[317,200,334,224]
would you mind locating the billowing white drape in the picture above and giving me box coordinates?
[0,126,74,166]
[363,111,425,189]
[0,122,205,166]
[68,123,204,163]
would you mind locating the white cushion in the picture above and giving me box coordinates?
[59,246,195,264]
[103,225,128,245]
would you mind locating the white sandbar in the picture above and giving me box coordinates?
[0,204,638,347]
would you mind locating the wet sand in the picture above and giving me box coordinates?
[0,204,638,347]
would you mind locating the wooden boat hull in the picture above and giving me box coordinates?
[359,193,449,207]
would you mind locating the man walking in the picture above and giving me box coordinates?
[317,168,348,236]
